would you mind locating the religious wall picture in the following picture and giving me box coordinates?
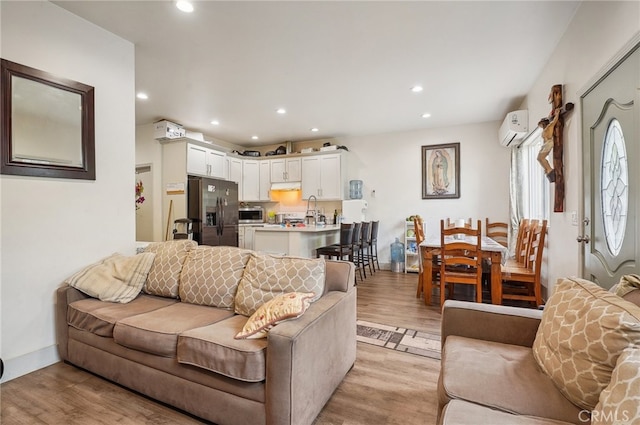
[421,142,460,199]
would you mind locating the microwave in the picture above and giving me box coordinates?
[238,206,264,224]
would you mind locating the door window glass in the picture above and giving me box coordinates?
[600,118,628,256]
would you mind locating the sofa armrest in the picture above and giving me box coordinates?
[265,288,357,425]
[55,284,90,360]
[441,300,542,348]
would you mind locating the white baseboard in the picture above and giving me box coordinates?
[1,344,60,383]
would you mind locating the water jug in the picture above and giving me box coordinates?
[390,237,405,272]
[349,180,363,199]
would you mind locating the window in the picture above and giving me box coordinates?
[509,127,550,250]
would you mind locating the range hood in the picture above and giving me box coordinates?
[270,182,301,191]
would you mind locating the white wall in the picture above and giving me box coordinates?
[334,121,511,267]
[0,1,135,382]
[521,1,640,294]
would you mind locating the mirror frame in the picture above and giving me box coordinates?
[1,59,95,180]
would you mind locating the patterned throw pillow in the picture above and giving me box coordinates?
[532,277,640,410]
[143,240,197,298]
[234,252,325,317]
[66,252,156,303]
[592,347,640,425]
[179,246,252,309]
[235,292,316,339]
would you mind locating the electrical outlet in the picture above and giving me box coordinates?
[571,211,578,226]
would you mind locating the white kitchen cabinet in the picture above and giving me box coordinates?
[242,159,260,201]
[227,156,243,199]
[259,160,271,201]
[270,157,301,182]
[301,153,344,200]
[186,143,226,178]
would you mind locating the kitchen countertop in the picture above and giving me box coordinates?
[255,224,340,232]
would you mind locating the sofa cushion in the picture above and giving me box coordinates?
[65,252,156,303]
[143,240,197,298]
[68,294,177,337]
[179,246,252,309]
[113,302,234,357]
[440,400,575,425]
[234,252,325,317]
[592,347,640,425]
[235,292,316,339]
[439,336,582,423]
[178,315,267,382]
[532,277,640,411]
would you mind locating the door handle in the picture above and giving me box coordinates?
[576,235,590,244]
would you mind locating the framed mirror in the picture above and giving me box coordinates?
[1,59,95,180]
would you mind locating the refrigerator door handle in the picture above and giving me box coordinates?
[216,197,221,236]
[220,198,225,235]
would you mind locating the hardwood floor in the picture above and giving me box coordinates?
[1,270,443,425]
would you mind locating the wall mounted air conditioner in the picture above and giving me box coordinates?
[499,110,528,148]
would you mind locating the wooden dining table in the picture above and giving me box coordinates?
[419,235,509,305]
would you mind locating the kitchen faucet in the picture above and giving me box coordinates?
[306,195,318,225]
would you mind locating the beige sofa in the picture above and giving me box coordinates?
[55,241,356,425]
[437,277,640,425]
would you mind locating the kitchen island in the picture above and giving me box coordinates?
[253,224,340,258]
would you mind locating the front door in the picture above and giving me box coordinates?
[581,41,640,288]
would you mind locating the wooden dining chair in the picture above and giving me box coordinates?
[501,220,547,307]
[440,219,483,307]
[413,216,428,298]
[485,218,508,247]
[506,219,537,267]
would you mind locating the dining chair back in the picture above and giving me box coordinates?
[485,218,508,247]
[440,219,483,306]
[501,219,548,307]
[351,222,364,281]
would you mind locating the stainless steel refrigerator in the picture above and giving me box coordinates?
[188,176,239,247]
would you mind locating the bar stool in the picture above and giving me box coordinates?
[360,221,373,276]
[351,222,364,282]
[368,221,380,271]
[316,223,355,262]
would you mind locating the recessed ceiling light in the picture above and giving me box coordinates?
[210,120,220,126]
[176,1,194,13]
[310,128,319,132]
[421,113,432,118]
[251,136,259,140]
[136,92,148,100]
[276,108,286,114]
[411,86,424,93]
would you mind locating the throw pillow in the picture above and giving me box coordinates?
[65,252,156,303]
[143,240,197,298]
[234,252,325,317]
[592,347,640,425]
[532,277,640,410]
[235,292,316,339]
[179,246,252,309]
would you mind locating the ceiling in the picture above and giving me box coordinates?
[55,1,580,147]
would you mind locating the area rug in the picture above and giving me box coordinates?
[356,320,441,360]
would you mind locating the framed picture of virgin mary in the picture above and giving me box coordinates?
[421,142,460,199]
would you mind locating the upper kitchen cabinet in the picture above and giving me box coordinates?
[258,160,271,201]
[242,159,260,201]
[227,156,243,199]
[270,157,301,183]
[301,152,346,200]
[186,143,225,179]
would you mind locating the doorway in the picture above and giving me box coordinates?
[581,40,640,288]
[135,164,154,242]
